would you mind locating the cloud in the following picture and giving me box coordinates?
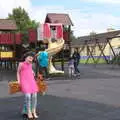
[29,5,65,22]
[0,0,120,37]
[70,10,120,36]
[0,0,31,18]
[84,0,120,4]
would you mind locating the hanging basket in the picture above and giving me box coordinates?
[8,81,21,94]
[36,73,48,95]
[8,75,48,95]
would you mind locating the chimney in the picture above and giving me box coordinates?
[107,28,115,32]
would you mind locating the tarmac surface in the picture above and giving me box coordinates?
[0,64,120,120]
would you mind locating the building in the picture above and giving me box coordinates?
[71,29,120,63]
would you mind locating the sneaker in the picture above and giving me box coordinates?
[46,78,51,80]
[73,74,77,77]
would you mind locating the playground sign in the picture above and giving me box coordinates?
[0,51,13,58]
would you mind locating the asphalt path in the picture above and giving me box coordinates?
[0,64,120,120]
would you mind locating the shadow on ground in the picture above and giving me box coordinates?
[0,94,120,120]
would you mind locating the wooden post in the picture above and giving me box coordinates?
[61,48,64,71]
[68,25,71,57]
[35,29,37,50]
[96,40,109,64]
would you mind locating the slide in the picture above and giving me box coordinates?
[46,38,64,74]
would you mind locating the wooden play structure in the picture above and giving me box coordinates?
[44,13,73,70]
[29,23,65,73]
[72,30,120,64]
[28,13,73,71]
[0,19,22,69]
[0,13,73,71]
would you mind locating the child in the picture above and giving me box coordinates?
[17,51,38,119]
[37,46,49,80]
[68,57,74,78]
[72,49,80,74]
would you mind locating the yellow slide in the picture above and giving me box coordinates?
[46,38,64,74]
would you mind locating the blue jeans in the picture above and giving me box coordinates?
[22,93,37,114]
[74,62,80,73]
[39,66,48,79]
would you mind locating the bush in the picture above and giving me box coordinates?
[111,55,120,65]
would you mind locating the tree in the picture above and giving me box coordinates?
[63,25,76,41]
[8,7,38,43]
[8,7,38,32]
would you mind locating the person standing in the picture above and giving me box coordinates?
[17,51,38,119]
[68,57,74,78]
[37,46,49,80]
[72,49,80,74]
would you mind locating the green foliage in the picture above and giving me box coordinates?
[7,7,38,43]
[80,58,106,64]
[63,26,76,40]
[111,55,120,65]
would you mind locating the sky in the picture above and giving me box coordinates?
[0,0,120,37]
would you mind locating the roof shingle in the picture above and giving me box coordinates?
[0,19,17,30]
[45,13,73,26]
[72,30,120,46]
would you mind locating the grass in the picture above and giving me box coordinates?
[49,72,64,76]
[52,58,107,65]
[80,58,107,64]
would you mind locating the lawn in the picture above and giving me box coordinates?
[80,58,107,64]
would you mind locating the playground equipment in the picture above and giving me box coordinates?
[0,19,22,70]
[37,23,64,74]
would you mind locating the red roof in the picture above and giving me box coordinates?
[0,19,17,30]
[45,13,73,26]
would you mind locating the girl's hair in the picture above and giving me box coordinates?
[23,51,35,61]
[36,47,40,53]
[40,46,45,51]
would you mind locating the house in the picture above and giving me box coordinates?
[0,19,18,69]
[45,13,73,50]
[0,19,17,31]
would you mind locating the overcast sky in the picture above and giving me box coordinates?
[0,0,120,37]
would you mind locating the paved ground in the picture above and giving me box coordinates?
[0,64,120,120]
